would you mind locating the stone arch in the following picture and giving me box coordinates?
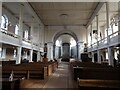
[52,30,79,59]
[53,30,78,44]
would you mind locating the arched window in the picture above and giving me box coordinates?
[1,15,8,30]
[15,24,19,35]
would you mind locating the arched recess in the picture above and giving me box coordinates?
[52,30,79,59]
[53,30,78,44]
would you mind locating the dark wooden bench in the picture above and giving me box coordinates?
[2,64,47,79]
[27,61,58,75]
[2,61,58,79]
[70,61,120,89]
[2,60,16,66]
[70,61,113,80]
[73,67,120,80]
[2,78,21,90]
[77,79,120,90]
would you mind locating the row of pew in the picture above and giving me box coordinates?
[2,60,58,90]
[70,60,120,90]
[2,61,58,79]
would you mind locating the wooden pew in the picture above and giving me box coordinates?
[70,61,113,80]
[77,79,120,90]
[2,64,48,79]
[2,78,21,90]
[70,61,120,90]
[2,61,58,79]
[27,61,58,75]
[2,60,16,66]
[70,61,112,68]
[73,67,120,80]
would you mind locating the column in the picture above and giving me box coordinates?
[30,49,33,62]
[55,46,59,59]
[47,42,53,61]
[16,47,22,64]
[69,46,71,58]
[91,24,93,47]
[76,43,79,59]
[106,2,114,66]
[0,1,2,84]
[108,47,114,66]
[37,51,40,62]
[106,2,110,44]
[38,24,41,62]
[29,18,34,62]
[16,4,24,64]
[30,18,34,46]
[61,45,63,58]
[0,1,1,85]
[96,15,99,43]
[0,1,2,64]
[96,15,101,63]
[97,50,101,63]
[118,1,120,42]
[51,44,53,60]
[53,44,56,58]
[18,4,24,43]
[77,42,81,60]
[0,1,2,28]
[91,52,94,62]
[47,42,50,60]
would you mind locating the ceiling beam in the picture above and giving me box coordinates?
[86,2,105,28]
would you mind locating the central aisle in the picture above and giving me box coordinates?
[43,62,74,88]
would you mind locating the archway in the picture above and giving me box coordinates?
[52,30,79,60]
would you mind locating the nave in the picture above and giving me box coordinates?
[2,60,78,89]
[2,59,120,90]
[43,62,74,88]
[0,1,120,90]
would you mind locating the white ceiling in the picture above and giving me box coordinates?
[30,2,99,26]
[2,2,119,28]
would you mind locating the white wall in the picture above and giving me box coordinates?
[2,6,45,51]
[32,27,40,43]
[44,26,87,43]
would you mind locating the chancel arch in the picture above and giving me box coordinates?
[52,30,79,60]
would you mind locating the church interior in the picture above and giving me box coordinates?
[0,1,120,90]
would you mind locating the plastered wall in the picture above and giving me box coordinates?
[44,25,87,43]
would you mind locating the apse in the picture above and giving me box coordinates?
[55,34,77,59]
